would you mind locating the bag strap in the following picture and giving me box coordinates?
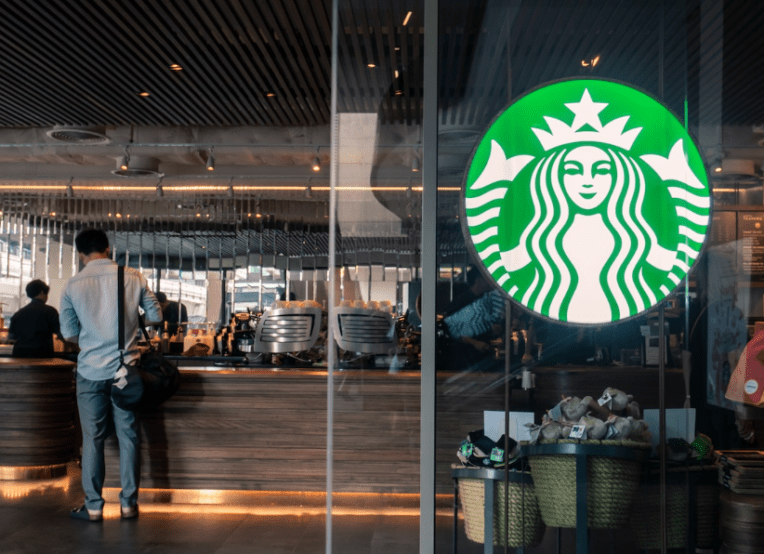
[118,265,125,356]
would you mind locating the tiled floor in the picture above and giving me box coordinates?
[0,467,468,554]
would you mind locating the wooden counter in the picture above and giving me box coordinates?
[103,364,685,495]
[0,357,76,470]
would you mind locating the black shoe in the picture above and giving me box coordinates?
[70,505,103,522]
[121,505,139,519]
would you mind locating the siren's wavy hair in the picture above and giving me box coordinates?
[519,145,658,321]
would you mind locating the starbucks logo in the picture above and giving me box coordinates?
[463,79,710,324]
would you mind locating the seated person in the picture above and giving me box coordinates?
[7,279,62,358]
[155,292,188,337]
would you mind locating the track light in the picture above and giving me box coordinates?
[156,177,164,198]
[66,184,74,198]
[305,186,313,198]
[712,159,723,173]
[312,155,321,172]
[412,156,420,172]
[206,148,215,171]
[255,198,262,218]
[227,177,234,198]
[117,155,128,171]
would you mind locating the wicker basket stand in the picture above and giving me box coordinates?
[452,465,546,548]
[526,440,651,532]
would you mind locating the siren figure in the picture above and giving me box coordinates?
[466,87,708,324]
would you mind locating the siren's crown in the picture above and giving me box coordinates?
[532,89,642,151]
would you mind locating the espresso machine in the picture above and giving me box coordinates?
[230,311,258,359]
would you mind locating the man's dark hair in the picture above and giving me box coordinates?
[26,279,49,299]
[155,292,168,303]
[75,228,109,255]
[466,265,481,287]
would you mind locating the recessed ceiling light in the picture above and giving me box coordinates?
[138,91,150,97]
[266,92,276,97]
[170,64,183,71]
[367,63,376,68]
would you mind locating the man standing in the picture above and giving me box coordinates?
[155,291,188,337]
[60,229,161,522]
[7,279,62,358]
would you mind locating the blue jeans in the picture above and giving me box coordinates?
[76,373,140,512]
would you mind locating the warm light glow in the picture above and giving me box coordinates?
[164,185,229,192]
[394,70,399,78]
[403,11,412,25]
[581,60,589,67]
[170,64,183,71]
[255,213,262,218]
[714,166,722,172]
[196,213,201,217]
[49,212,56,216]
[266,92,275,97]
[138,91,150,97]
[367,63,376,68]
[312,156,321,171]
[116,213,122,218]
[592,55,600,67]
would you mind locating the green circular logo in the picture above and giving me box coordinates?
[463,79,710,324]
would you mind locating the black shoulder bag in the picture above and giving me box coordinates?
[111,265,180,411]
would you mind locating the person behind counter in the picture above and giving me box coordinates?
[155,292,187,337]
[6,279,63,358]
[60,228,162,522]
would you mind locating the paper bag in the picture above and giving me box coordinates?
[726,329,764,407]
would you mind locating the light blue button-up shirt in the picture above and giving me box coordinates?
[60,258,162,381]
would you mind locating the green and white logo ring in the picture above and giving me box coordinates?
[461,79,710,325]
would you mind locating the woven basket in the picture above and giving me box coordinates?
[528,439,650,529]
[629,469,719,549]
[457,469,545,547]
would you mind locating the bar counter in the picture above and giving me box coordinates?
[101,363,685,495]
[0,357,76,478]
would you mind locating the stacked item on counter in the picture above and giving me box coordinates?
[338,299,395,312]
[527,387,652,529]
[717,450,764,494]
[716,450,764,553]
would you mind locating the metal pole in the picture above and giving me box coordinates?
[421,0,439,551]
[326,0,339,551]
[659,303,667,554]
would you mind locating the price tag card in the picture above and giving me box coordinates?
[490,447,504,463]
[598,391,612,407]
[569,424,587,439]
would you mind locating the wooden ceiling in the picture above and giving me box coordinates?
[0,1,758,139]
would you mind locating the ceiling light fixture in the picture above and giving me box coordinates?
[156,177,164,198]
[66,177,74,198]
[266,92,275,97]
[227,177,234,198]
[312,155,321,172]
[367,63,376,68]
[117,156,128,171]
[403,11,412,25]
[138,91,150,97]
[305,186,313,198]
[206,147,215,171]
[412,156,420,172]
[170,64,183,71]
[712,159,723,173]
[255,198,262,218]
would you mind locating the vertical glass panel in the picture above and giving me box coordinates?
[329,1,423,552]
[434,1,735,552]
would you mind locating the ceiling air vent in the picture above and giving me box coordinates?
[111,156,163,178]
[46,125,110,144]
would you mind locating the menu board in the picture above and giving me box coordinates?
[711,211,737,245]
[738,212,764,281]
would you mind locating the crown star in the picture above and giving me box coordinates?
[531,88,642,151]
[565,89,607,131]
